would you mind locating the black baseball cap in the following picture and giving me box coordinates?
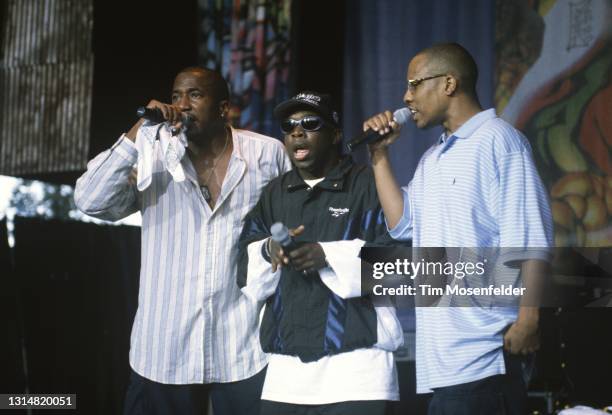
[273,91,340,126]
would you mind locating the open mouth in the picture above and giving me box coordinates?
[291,144,311,161]
[294,149,310,161]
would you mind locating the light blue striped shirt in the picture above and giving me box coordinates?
[389,109,553,393]
[75,128,291,384]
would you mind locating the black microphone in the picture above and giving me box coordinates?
[270,222,299,254]
[136,106,166,123]
[346,108,412,152]
[136,107,194,134]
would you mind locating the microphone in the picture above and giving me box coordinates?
[346,107,412,152]
[270,223,299,254]
[136,107,166,123]
[136,107,194,135]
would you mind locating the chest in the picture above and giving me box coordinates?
[139,156,264,226]
[273,187,369,242]
[193,152,232,207]
[412,142,499,238]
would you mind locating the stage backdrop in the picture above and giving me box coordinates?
[342,0,496,180]
[496,0,612,247]
[197,0,292,136]
[0,0,93,177]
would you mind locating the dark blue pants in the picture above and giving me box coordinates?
[427,352,528,415]
[123,367,266,415]
[260,399,388,415]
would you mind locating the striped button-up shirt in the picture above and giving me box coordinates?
[75,127,291,384]
[389,109,553,393]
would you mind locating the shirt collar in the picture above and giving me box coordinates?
[228,126,244,161]
[438,108,497,143]
[286,156,353,192]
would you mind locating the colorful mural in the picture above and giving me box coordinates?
[197,0,292,136]
[496,0,612,247]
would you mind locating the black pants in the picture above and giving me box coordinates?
[427,352,528,415]
[260,399,388,415]
[123,367,266,415]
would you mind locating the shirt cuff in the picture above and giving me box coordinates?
[319,239,365,299]
[500,248,553,268]
[387,188,412,240]
[241,239,281,301]
[110,134,138,163]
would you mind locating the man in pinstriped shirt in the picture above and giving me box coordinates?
[75,67,290,415]
[363,43,553,414]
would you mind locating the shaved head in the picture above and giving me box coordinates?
[416,43,478,95]
[177,66,230,103]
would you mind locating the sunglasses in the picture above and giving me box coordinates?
[280,115,326,134]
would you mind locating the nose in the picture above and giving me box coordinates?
[289,124,305,137]
[176,94,191,110]
[403,88,413,105]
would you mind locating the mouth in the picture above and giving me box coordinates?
[408,107,418,117]
[291,144,311,161]
[293,149,310,161]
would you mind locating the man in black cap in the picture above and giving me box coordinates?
[237,92,402,415]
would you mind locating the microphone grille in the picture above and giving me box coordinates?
[393,108,412,125]
[270,222,289,242]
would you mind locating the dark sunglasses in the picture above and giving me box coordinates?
[280,115,326,134]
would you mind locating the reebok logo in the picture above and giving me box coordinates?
[329,207,349,218]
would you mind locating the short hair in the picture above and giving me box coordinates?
[416,43,478,95]
[177,66,230,103]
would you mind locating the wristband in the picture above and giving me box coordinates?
[261,237,272,263]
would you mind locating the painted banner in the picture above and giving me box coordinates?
[496,0,612,247]
[197,0,292,136]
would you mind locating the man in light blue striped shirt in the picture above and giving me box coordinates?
[75,67,290,415]
[364,43,553,414]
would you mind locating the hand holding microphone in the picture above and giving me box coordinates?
[269,223,326,274]
[350,107,412,152]
[136,100,193,135]
[269,223,303,272]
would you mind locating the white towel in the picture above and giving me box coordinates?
[134,121,188,191]
[559,406,611,414]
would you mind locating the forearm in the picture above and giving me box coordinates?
[516,259,548,326]
[371,149,404,229]
[125,119,145,142]
[74,136,139,220]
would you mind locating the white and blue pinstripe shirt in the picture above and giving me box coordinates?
[389,109,553,393]
[75,128,291,384]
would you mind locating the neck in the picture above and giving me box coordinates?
[442,95,482,135]
[189,126,230,160]
[298,154,341,181]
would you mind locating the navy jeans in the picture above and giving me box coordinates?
[427,351,529,415]
[260,399,388,415]
[123,367,266,415]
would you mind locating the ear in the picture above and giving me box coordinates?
[219,100,230,118]
[444,75,458,96]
